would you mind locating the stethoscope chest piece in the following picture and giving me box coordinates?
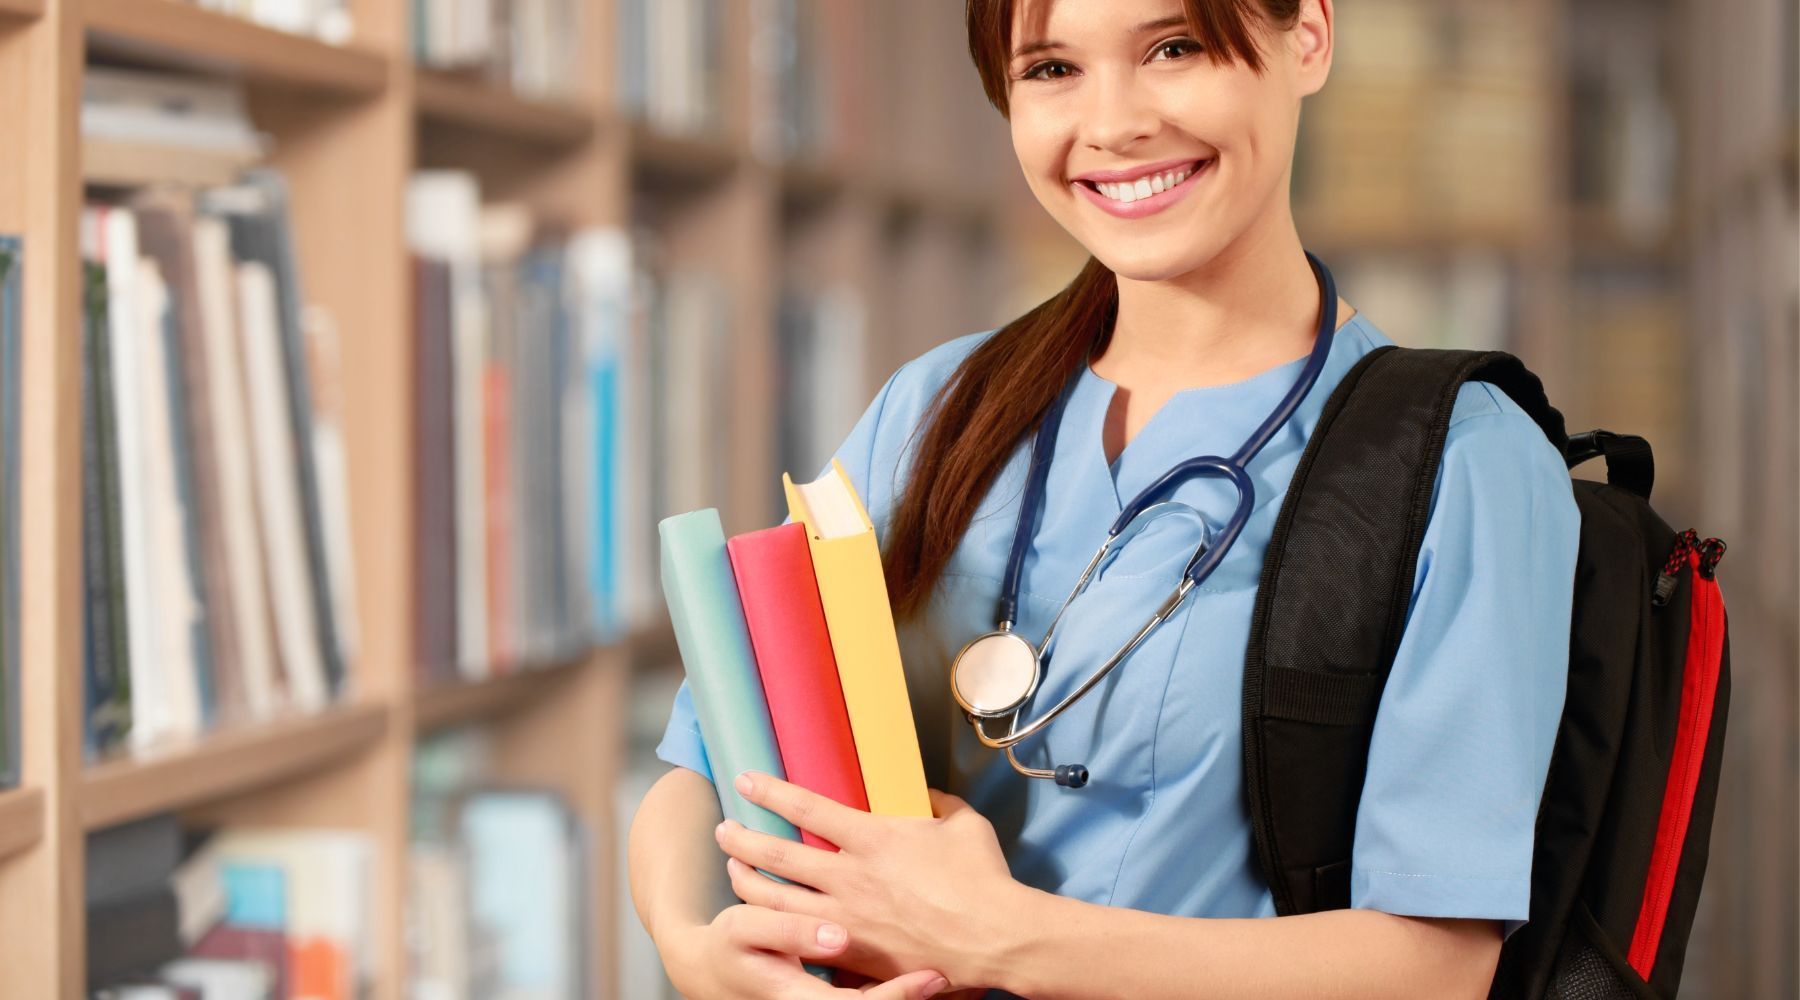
[951,627,1039,718]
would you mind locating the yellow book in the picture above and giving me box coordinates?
[783,459,931,818]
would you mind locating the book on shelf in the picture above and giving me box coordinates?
[190,0,353,45]
[411,0,579,100]
[409,171,646,684]
[408,729,590,998]
[774,282,866,516]
[84,814,369,998]
[0,235,19,787]
[82,68,267,190]
[616,0,726,136]
[79,166,356,758]
[753,0,835,162]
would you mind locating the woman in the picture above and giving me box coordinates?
[629,1,1580,997]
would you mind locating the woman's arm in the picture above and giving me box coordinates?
[627,765,733,953]
[990,884,1501,999]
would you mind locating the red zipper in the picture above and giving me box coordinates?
[1626,541,1726,978]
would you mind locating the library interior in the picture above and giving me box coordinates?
[0,0,1792,997]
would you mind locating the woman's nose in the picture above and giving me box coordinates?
[1078,71,1160,152]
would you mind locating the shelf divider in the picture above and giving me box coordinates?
[0,787,44,863]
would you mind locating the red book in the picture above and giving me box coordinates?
[727,522,869,850]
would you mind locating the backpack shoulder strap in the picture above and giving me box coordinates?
[1243,344,1567,915]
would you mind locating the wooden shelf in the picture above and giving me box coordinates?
[80,702,389,831]
[0,787,44,864]
[0,0,43,21]
[628,118,742,185]
[415,652,595,733]
[414,68,595,146]
[84,0,388,99]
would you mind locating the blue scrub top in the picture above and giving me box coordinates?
[655,315,1580,973]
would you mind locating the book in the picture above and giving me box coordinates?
[135,194,234,731]
[192,214,281,721]
[658,508,800,840]
[458,789,587,999]
[0,235,19,784]
[413,253,459,685]
[203,171,346,698]
[408,171,490,681]
[205,828,373,1000]
[235,259,330,712]
[726,522,868,851]
[783,459,930,818]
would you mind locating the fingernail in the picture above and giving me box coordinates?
[816,923,845,947]
[734,772,754,795]
[922,976,949,998]
[714,821,726,840]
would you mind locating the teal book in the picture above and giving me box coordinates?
[658,508,798,844]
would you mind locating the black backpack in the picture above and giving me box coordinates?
[1243,345,1729,999]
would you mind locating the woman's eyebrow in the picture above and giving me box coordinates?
[1012,14,1191,60]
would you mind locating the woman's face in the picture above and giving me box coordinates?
[1005,0,1327,281]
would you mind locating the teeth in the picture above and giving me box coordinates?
[1087,163,1200,205]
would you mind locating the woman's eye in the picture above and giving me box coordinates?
[1150,38,1202,62]
[1019,60,1076,81]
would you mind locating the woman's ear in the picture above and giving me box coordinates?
[1292,0,1334,96]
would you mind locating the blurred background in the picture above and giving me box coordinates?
[0,0,1790,997]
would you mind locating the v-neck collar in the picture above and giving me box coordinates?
[1070,316,1369,515]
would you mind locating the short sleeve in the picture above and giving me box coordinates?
[1349,382,1581,940]
[651,363,909,778]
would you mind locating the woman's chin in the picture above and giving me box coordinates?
[1091,247,1213,284]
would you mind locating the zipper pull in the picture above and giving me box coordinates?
[1653,529,1700,607]
[1698,537,1727,580]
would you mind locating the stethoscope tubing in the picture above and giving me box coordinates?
[956,251,1341,784]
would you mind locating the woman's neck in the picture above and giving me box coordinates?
[1089,216,1355,392]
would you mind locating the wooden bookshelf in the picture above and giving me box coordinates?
[80,702,389,831]
[413,68,595,146]
[0,0,1017,995]
[0,786,43,863]
[84,0,387,98]
[414,651,598,733]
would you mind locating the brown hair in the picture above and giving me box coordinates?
[882,0,1303,622]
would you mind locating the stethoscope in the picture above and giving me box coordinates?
[948,251,1339,789]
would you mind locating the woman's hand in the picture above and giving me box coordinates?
[660,902,950,1000]
[716,772,1021,993]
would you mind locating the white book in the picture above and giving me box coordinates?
[300,306,359,678]
[134,255,204,742]
[82,67,264,156]
[93,207,169,750]
[159,957,276,1000]
[206,828,374,992]
[408,843,473,1000]
[408,172,489,681]
[193,216,283,721]
[237,261,329,712]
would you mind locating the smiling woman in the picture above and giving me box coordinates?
[631,2,1582,998]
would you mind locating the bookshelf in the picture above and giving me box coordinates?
[0,0,1015,996]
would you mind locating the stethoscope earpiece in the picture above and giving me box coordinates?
[1054,764,1089,788]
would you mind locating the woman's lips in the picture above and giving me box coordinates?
[1071,158,1213,220]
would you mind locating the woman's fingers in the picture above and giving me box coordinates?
[719,903,850,962]
[716,818,838,888]
[844,969,951,999]
[728,856,840,920]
